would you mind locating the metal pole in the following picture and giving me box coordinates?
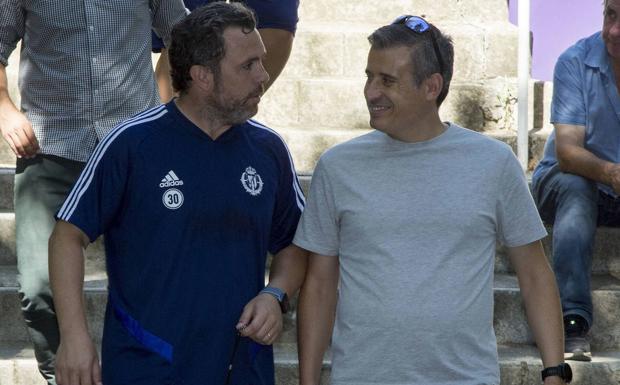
[517,0,530,169]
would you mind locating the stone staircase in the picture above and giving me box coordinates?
[1,0,617,384]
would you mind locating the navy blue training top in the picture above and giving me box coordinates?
[57,101,305,385]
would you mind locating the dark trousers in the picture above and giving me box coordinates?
[531,165,620,329]
[15,154,85,385]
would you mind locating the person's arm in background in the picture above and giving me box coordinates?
[0,0,39,158]
[155,49,175,103]
[154,0,296,101]
[555,122,620,193]
[550,47,620,192]
[150,0,188,103]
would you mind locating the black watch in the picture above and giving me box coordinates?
[541,363,572,383]
[259,286,290,314]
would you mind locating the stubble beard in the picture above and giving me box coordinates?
[205,80,261,126]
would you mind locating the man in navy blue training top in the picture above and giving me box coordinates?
[153,0,300,101]
[48,3,307,385]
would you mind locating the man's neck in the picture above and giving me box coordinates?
[175,95,232,140]
[387,114,447,143]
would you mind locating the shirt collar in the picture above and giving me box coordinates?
[585,31,611,74]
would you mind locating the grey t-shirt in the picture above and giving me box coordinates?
[293,124,546,385]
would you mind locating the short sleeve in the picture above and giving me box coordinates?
[293,157,339,256]
[56,129,131,242]
[267,139,305,255]
[496,151,547,247]
[0,0,25,66]
[550,55,586,126]
[150,0,188,48]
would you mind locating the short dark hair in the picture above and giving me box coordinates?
[368,21,454,107]
[168,2,256,94]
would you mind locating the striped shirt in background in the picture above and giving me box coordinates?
[0,0,187,162]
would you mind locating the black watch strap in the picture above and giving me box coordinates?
[541,363,572,383]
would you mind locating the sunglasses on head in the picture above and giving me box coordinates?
[391,15,445,75]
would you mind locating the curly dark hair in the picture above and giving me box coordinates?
[168,2,256,94]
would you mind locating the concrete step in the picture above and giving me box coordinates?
[9,212,620,277]
[280,21,518,80]
[0,128,550,255]
[0,174,310,265]
[493,274,620,350]
[2,342,620,385]
[297,0,510,25]
[1,1,529,170]
[253,77,527,136]
[495,226,620,277]
[1,78,541,172]
[0,170,12,211]
[0,124,550,187]
[0,212,106,269]
[282,127,546,175]
[2,266,620,349]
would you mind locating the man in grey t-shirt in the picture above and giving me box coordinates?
[294,16,569,385]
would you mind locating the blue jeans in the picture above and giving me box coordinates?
[532,165,620,329]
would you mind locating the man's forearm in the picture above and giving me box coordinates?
[520,265,564,367]
[0,64,18,112]
[49,221,90,337]
[558,143,618,186]
[298,284,336,384]
[267,244,308,297]
[509,242,564,368]
[298,254,338,385]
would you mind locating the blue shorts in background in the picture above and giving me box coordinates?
[152,0,300,52]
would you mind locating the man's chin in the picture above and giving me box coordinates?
[246,104,259,120]
[369,117,383,131]
[229,106,258,125]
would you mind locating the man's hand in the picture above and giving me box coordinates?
[55,332,102,385]
[0,107,39,158]
[605,163,620,194]
[236,292,283,345]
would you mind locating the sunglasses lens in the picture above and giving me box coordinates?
[391,15,430,33]
[391,15,408,24]
[389,15,443,74]
[405,17,429,33]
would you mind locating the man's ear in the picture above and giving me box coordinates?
[189,65,215,94]
[424,73,444,102]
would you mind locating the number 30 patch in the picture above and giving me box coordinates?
[162,188,184,210]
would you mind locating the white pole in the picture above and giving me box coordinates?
[517,0,530,169]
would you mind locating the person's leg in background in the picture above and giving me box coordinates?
[531,164,598,362]
[15,155,85,384]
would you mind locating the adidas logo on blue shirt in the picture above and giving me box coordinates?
[159,170,184,188]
